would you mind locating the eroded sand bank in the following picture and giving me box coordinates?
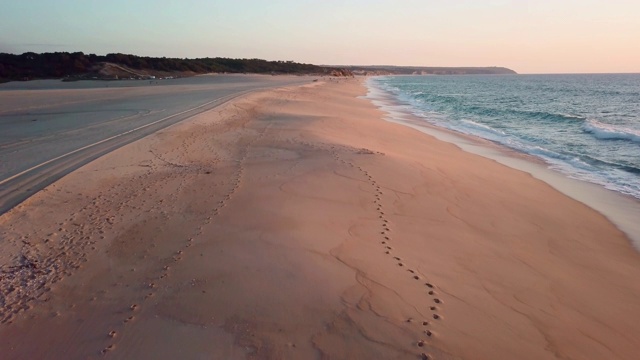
[1,78,639,359]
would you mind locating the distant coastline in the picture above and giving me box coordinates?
[341,65,517,76]
[0,51,517,83]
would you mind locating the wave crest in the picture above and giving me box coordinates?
[583,119,640,143]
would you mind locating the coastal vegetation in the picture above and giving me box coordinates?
[0,52,346,82]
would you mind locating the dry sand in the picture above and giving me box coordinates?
[1,78,639,359]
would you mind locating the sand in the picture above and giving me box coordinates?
[1,78,639,360]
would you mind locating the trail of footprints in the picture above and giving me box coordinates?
[7,127,441,357]
[98,123,269,356]
[3,131,443,360]
[284,139,443,359]
[321,144,443,360]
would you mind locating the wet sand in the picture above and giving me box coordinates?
[1,78,639,359]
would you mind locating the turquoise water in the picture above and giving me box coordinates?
[371,74,640,200]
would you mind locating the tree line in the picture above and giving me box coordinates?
[0,52,337,81]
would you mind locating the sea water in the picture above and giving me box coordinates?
[370,74,640,200]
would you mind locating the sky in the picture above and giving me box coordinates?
[1,0,639,74]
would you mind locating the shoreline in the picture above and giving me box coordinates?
[366,76,640,250]
[1,78,639,359]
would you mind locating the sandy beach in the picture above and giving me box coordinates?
[1,78,640,359]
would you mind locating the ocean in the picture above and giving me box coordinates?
[369,74,640,201]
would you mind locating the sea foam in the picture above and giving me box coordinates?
[372,74,640,201]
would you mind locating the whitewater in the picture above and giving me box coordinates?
[370,74,640,200]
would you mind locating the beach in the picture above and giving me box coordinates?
[1,77,639,359]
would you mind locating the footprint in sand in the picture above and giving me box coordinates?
[101,345,115,354]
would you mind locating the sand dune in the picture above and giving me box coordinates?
[1,78,639,359]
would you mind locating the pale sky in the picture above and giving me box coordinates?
[1,0,639,74]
